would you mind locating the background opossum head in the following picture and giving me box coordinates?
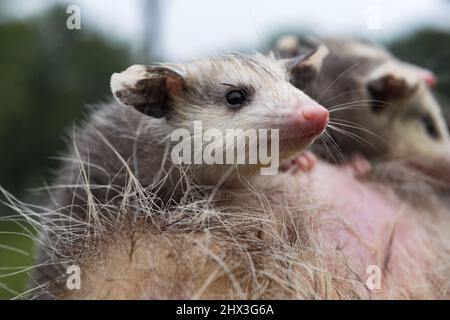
[110,53,329,171]
[275,36,450,173]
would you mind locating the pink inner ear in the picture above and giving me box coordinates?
[418,69,437,88]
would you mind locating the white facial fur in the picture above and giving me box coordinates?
[111,53,329,163]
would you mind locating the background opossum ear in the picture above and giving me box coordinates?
[367,74,413,104]
[412,66,437,88]
[282,44,329,89]
[274,35,301,58]
[110,65,185,118]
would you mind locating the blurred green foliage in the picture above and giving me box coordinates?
[0,6,132,197]
[0,221,36,299]
[0,6,133,299]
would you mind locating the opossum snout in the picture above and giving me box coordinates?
[294,104,329,136]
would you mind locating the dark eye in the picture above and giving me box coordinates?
[226,90,245,108]
[421,115,440,140]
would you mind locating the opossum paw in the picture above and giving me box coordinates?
[281,150,317,173]
[350,154,372,178]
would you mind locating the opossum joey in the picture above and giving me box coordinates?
[275,36,450,183]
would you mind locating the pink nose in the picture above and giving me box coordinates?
[297,104,329,136]
[422,72,437,88]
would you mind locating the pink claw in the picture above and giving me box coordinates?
[349,154,372,178]
[281,150,317,173]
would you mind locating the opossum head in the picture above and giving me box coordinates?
[365,61,450,183]
[276,37,450,175]
[110,52,329,166]
[366,61,449,159]
[335,41,450,183]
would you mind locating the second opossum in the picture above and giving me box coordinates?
[274,36,450,180]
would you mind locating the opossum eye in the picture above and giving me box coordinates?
[226,90,245,108]
[421,115,440,140]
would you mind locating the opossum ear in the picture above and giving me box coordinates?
[282,44,329,88]
[274,35,301,59]
[110,65,185,118]
[366,60,423,112]
[367,74,413,103]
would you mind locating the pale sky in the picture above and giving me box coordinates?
[4,0,450,61]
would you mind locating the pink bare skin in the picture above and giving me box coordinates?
[296,159,448,298]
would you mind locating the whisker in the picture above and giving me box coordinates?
[317,60,367,103]
[328,99,393,112]
[328,120,385,141]
[327,124,379,151]
[322,89,366,105]
[322,131,346,164]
